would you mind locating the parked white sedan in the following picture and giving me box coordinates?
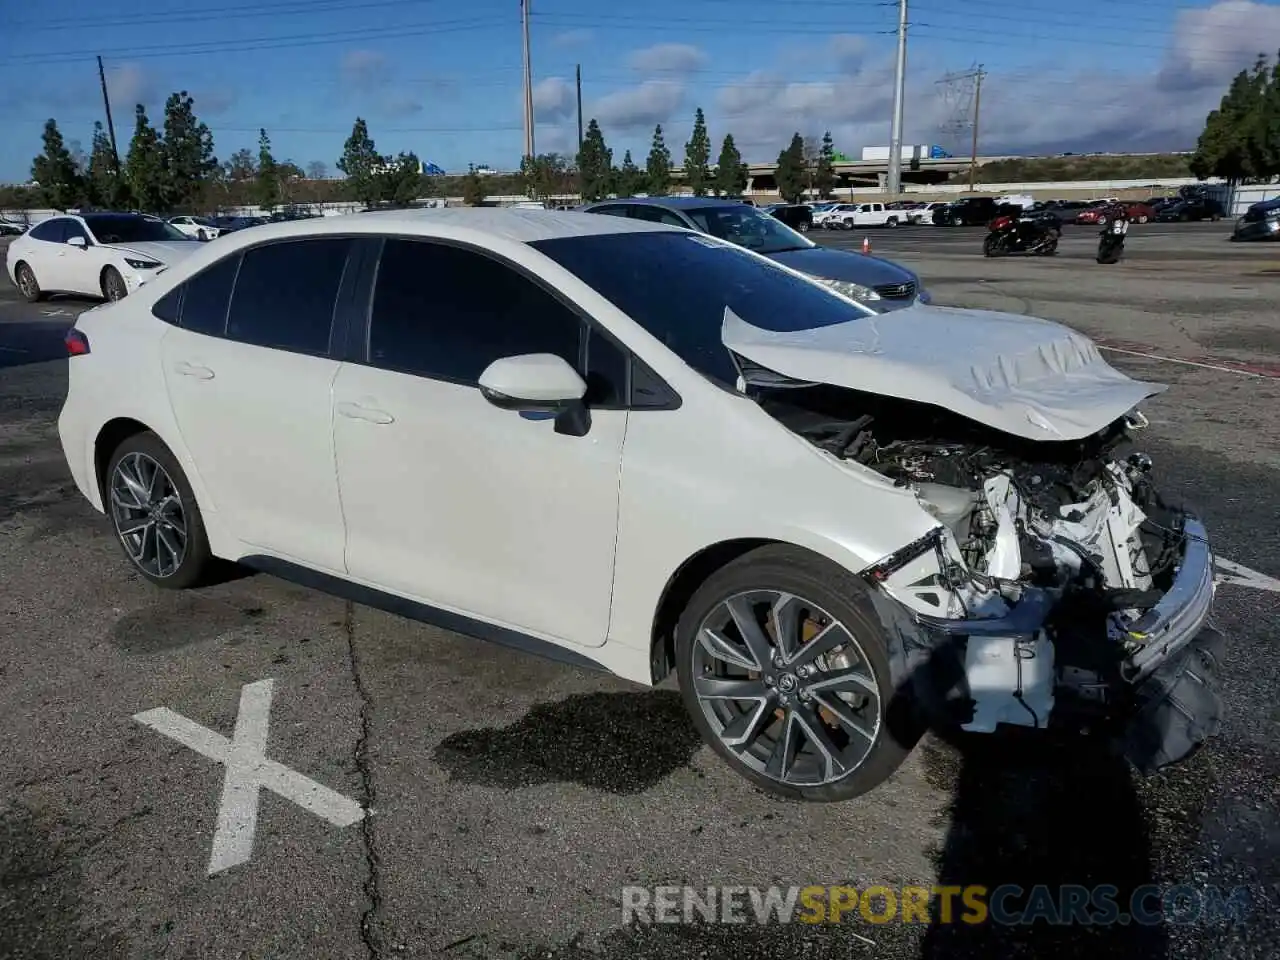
[56,208,1222,801]
[168,216,221,241]
[6,212,200,302]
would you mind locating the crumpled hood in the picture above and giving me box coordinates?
[105,240,200,264]
[722,302,1167,441]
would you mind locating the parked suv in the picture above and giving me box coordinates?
[761,203,814,232]
[581,197,930,311]
[932,197,1000,226]
[57,209,1222,801]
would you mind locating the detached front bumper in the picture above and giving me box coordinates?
[887,514,1223,771]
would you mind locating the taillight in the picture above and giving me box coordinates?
[65,328,90,356]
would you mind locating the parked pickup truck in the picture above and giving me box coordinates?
[820,201,908,229]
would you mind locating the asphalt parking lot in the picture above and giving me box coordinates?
[1,220,1278,960]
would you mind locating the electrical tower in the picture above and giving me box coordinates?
[936,64,986,190]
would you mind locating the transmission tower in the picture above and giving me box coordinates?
[935,64,986,191]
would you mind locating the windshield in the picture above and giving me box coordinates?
[530,231,873,387]
[685,204,813,254]
[84,215,189,244]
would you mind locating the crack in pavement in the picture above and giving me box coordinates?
[346,600,385,960]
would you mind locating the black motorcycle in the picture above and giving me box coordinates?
[1096,213,1129,264]
[983,213,1060,257]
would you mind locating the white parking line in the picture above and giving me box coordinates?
[1216,558,1280,595]
[1097,345,1280,381]
[134,678,366,876]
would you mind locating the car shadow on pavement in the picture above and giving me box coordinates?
[0,319,75,369]
[433,690,705,794]
[918,732,1168,959]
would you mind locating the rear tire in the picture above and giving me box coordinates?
[675,545,919,802]
[104,432,215,590]
[14,262,45,303]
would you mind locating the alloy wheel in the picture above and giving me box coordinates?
[691,590,881,787]
[16,265,37,299]
[105,271,128,301]
[109,452,188,578]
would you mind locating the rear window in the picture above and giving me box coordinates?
[530,231,872,386]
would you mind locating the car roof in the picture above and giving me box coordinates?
[167,207,681,250]
[596,196,755,211]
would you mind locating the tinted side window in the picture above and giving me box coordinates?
[180,253,241,337]
[29,219,65,242]
[226,238,351,356]
[152,286,182,324]
[590,205,631,218]
[369,239,582,384]
[631,206,688,228]
[64,220,91,244]
[584,326,628,407]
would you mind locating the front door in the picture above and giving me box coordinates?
[332,237,629,647]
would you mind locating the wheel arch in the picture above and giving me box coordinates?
[93,417,152,504]
[649,537,860,684]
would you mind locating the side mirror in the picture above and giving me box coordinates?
[67,236,87,249]
[478,353,590,436]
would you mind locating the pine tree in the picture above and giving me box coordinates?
[461,170,487,205]
[615,150,643,197]
[684,108,711,196]
[255,128,280,210]
[161,91,218,212]
[30,119,84,211]
[85,121,125,209]
[714,133,747,196]
[124,105,166,213]
[1190,65,1265,182]
[815,131,837,199]
[338,117,384,208]
[645,124,672,196]
[775,132,807,203]
[381,152,423,207]
[576,118,613,202]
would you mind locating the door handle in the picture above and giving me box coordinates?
[173,361,214,380]
[336,401,394,424]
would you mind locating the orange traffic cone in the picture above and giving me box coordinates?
[862,236,871,254]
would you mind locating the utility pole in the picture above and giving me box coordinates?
[520,0,535,161]
[968,66,986,192]
[884,0,908,197]
[97,56,121,174]
[575,64,584,154]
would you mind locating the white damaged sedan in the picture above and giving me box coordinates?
[55,209,1221,801]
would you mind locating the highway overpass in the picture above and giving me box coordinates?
[668,155,1023,190]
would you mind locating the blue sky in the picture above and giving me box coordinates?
[3,0,1279,182]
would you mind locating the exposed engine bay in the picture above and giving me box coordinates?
[747,375,1223,769]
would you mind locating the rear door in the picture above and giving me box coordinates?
[160,236,357,571]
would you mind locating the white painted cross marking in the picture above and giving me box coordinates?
[133,678,366,876]
[1215,558,1280,596]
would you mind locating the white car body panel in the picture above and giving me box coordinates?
[160,326,348,572]
[720,303,1166,441]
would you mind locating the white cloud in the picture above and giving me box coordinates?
[551,29,593,48]
[532,77,577,122]
[592,80,686,132]
[105,63,157,108]
[627,43,707,77]
[340,49,391,90]
[705,1,1280,161]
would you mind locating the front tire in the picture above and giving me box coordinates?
[675,545,916,802]
[15,262,44,303]
[197,228,208,241]
[886,217,899,228]
[105,432,215,589]
[102,266,128,302]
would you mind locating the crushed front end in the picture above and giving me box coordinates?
[758,381,1224,773]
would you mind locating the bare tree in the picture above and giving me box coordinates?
[802,135,822,200]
